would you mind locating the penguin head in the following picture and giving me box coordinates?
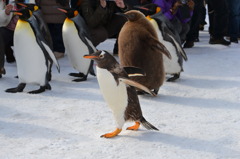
[134,4,161,16]
[57,8,78,19]
[84,50,118,69]
[116,10,145,22]
[17,2,39,12]
[12,8,32,21]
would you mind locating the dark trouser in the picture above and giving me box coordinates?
[0,27,14,68]
[208,0,229,38]
[89,14,127,47]
[47,23,65,53]
[226,0,240,39]
[186,0,204,41]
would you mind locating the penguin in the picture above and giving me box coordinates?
[117,10,171,95]
[84,50,159,138]
[58,7,96,82]
[149,12,188,82]
[17,1,53,50]
[5,8,60,94]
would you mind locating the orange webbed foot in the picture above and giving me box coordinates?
[100,128,122,138]
[126,122,140,131]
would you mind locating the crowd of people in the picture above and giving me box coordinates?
[0,0,239,78]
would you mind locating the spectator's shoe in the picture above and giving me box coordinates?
[53,52,64,59]
[0,67,6,78]
[230,37,238,43]
[183,40,194,48]
[209,37,231,46]
[6,56,15,63]
[194,38,199,42]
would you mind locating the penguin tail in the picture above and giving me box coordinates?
[140,117,159,131]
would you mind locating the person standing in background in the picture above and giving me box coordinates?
[0,0,24,78]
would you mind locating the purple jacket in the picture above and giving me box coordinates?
[152,0,192,23]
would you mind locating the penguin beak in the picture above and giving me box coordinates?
[115,12,128,19]
[10,10,22,16]
[17,3,28,8]
[83,55,98,59]
[133,6,149,11]
[57,8,68,13]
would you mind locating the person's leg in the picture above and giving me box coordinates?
[184,0,204,48]
[0,27,15,63]
[106,14,127,54]
[227,0,240,43]
[209,0,229,38]
[48,23,65,58]
[88,26,108,47]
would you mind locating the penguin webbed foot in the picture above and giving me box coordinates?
[28,84,51,94]
[127,122,140,131]
[69,72,85,77]
[5,83,26,93]
[100,128,122,138]
[167,73,180,82]
[72,75,87,82]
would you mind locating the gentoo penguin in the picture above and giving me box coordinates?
[5,8,60,94]
[117,10,171,95]
[17,1,53,50]
[149,12,188,81]
[84,50,158,138]
[58,7,96,82]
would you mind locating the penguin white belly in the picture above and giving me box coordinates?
[62,19,91,75]
[14,21,47,86]
[157,29,181,74]
[96,67,128,128]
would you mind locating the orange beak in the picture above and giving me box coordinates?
[57,8,67,13]
[14,12,23,16]
[17,3,28,8]
[83,55,98,59]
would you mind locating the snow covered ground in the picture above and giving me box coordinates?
[0,30,240,159]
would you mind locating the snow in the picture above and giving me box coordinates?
[1,30,240,159]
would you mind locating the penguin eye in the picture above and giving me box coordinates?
[99,54,104,58]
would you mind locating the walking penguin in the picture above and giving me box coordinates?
[84,50,159,138]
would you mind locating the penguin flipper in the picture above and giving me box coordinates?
[149,37,172,59]
[123,67,146,77]
[119,78,156,96]
[168,34,188,61]
[40,41,60,72]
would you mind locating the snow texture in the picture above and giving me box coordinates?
[0,30,240,159]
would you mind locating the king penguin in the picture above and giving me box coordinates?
[117,10,171,95]
[58,7,96,82]
[17,1,53,50]
[149,12,188,81]
[84,50,158,138]
[5,8,60,94]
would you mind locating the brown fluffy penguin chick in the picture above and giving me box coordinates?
[84,50,158,138]
[117,10,171,95]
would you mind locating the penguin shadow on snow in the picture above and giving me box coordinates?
[155,94,239,110]
[174,76,240,89]
[0,120,90,142]
[127,132,240,158]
